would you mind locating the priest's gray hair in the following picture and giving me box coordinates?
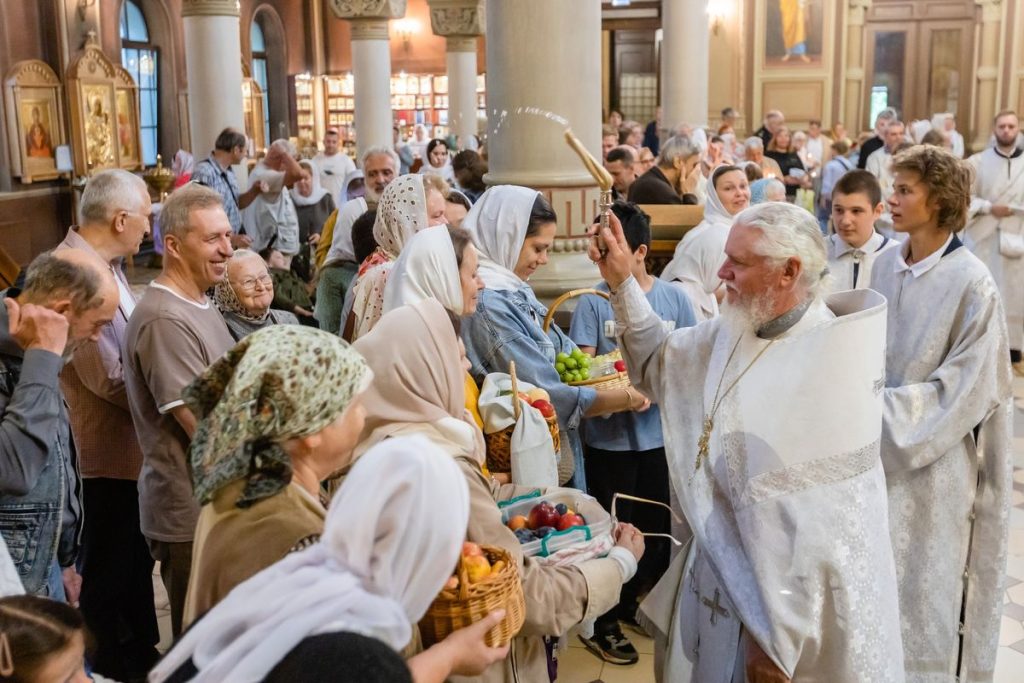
[734,202,830,296]
[78,169,148,226]
[361,145,399,169]
[657,135,700,168]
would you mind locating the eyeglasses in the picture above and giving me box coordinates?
[234,274,272,292]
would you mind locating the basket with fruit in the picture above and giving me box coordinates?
[543,289,632,391]
[499,490,614,563]
[483,361,560,474]
[420,542,526,648]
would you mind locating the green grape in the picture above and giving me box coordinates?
[555,352,570,363]
[564,357,578,370]
[561,372,573,383]
[579,356,591,368]
[571,348,585,360]
[555,362,566,373]
[579,369,590,380]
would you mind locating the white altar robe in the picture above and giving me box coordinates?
[826,231,901,292]
[613,278,905,682]
[870,240,1013,683]
[965,147,1024,350]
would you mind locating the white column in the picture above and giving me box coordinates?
[351,20,395,157]
[486,0,602,296]
[447,37,479,148]
[181,0,245,161]
[662,0,709,130]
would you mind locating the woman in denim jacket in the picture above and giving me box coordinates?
[461,186,649,491]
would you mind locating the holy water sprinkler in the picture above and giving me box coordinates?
[564,128,614,256]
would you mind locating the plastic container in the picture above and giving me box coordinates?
[498,489,613,558]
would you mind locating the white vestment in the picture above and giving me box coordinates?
[825,232,901,292]
[964,147,1024,350]
[312,151,356,203]
[870,239,1013,682]
[614,278,905,682]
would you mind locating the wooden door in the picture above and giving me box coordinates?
[913,21,973,128]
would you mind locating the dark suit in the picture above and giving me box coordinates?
[627,166,697,205]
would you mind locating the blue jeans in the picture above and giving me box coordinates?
[45,560,66,602]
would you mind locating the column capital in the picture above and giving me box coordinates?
[181,0,240,17]
[328,0,407,21]
[847,0,871,25]
[350,18,391,40]
[428,0,486,37]
[975,0,1002,22]
[446,35,477,52]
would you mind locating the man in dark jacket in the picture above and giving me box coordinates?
[628,135,701,205]
[0,250,118,600]
[857,107,897,169]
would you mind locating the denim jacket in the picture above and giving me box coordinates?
[0,293,82,594]
[462,286,596,491]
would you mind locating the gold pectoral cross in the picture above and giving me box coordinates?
[695,414,713,473]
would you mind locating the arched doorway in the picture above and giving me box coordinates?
[249,6,289,142]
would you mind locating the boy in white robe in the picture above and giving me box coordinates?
[965,110,1024,362]
[870,145,1013,683]
[826,170,900,291]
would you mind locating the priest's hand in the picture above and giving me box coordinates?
[991,204,1014,218]
[745,638,791,683]
[587,212,632,290]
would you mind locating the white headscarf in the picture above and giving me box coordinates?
[373,174,430,258]
[148,436,468,683]
[462,185,539,291]
[383,226,464,315]
[291,161,330,207]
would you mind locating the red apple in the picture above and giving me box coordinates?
[614,359,627,373]
[462,541,484,558]
[530,399,555,419]
[527,502,561,530]
[556,513,586,531]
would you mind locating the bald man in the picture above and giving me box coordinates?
[1,250,118,602]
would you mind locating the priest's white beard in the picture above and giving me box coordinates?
[720,288,780,335]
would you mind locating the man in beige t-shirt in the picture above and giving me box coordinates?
[123,185,234,636]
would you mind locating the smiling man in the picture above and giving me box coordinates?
[825,170,900,291]
[123,184,235,638]
[591,201,905,682]
[870,145,1012,682]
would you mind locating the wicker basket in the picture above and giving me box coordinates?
[542,288,632,391]
[485,361,561,474]
[420,544,526,648]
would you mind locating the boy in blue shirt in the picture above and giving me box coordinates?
[570,201,697,664]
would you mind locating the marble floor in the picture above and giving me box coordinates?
[148,372,1024,682]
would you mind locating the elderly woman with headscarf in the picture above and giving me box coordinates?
[290,160,336,282]
[354,299,644,683]
[344,174,448,341]
[460,186,649,492]
[172,150,194,188]
[660,165,751,320]
[153,436,510,683]
[180,325,372,626]
[213,249,299,341]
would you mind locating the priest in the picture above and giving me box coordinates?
[871,145,1012,682]
[590,202,905,682]
[965,110,1024,364]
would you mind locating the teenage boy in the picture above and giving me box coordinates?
[869,146,1012,681]
[569,201,696,665]
[826,170,900,290]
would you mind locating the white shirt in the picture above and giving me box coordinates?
[893,232,955,278]
[313,152,356,201]
[827,232,900,291]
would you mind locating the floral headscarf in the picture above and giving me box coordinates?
[213,276,268,324]
[184,325,373,507]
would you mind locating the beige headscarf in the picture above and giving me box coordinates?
[353,299,484,463]
[372,174,430,258]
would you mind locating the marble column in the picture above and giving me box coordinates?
[181,0,245,163]
[329,0,407,158]
[486,0,602,297]
[428,0,485,149]
[972,0,1004,150]
[661,0,709,130]
[309,0,328,144]
[843,0,871,135]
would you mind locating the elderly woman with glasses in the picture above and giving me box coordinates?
[214,249,299,341]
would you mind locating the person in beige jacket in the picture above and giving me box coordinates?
[353,299,645,683]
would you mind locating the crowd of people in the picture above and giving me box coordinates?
[0,101,1021,683]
